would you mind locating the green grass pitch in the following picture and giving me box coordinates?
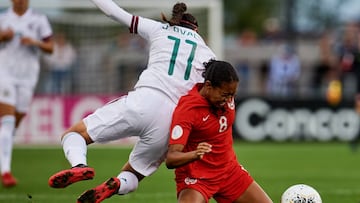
[1,141,359,203]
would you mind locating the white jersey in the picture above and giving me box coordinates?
[91,0,216,104]
[0,8,53,86]
[134,18,216,103]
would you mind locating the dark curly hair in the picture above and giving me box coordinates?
[202,59,239,88]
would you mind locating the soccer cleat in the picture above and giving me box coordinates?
[1,172,17,187]
[48,165,95,188]
[77,177,120,203]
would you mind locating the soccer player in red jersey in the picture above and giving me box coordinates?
[166,60,273,203]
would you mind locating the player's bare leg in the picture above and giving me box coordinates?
[233,181,273,203]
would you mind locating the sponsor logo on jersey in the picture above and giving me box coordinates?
[202,114,210,121]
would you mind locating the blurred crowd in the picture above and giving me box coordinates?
[226,21,360,103]
[36,21,360,104]
[37,31,148,95]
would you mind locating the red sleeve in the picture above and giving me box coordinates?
[169,102,196,145]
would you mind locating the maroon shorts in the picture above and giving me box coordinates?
[175,164,254,203]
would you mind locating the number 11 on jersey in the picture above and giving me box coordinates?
[167,36,197,80]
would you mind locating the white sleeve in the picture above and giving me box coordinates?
[39,15,53,39]
[91,0,132,27]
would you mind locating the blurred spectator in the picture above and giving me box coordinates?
[266,43,301,98]
[261,17,283,44]
[259,59,270,95]
[43,32,77,94]
[336,23,359,72]
[312,32,338,98]
[331,22,360,102]
[235,59,250,95]
[238,29,257,46]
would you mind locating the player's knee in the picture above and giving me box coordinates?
[0,115,15,137]
[117,171,139,195]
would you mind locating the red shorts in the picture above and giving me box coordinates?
[175,164,254,203]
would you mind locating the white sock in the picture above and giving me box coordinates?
[62,132,87,167]
[117,171,139,195]
[0,115,15,174]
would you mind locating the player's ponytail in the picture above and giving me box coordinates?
[161,2,198,31]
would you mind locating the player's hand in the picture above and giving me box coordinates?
[195,142,212,159]
[20,37,39,46]
[0,29,14,41]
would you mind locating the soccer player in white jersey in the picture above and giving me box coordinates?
[48,1,216,203]
[0,0,53,187]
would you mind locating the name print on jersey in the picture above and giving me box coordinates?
[162,24,198,40]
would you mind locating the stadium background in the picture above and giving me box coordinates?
[0,1,360,203]
[0,0,225,145]
[1,0,358,144]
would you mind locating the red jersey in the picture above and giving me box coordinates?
[169,83,239,180]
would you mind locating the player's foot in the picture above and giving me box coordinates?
[77,177,120,203]
[48,164,95,188]
[1,172,17,187]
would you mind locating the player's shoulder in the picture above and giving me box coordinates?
[135,16,164,36]
[27,8,49,19]
[139,16,163,28]
[177,93,206,112]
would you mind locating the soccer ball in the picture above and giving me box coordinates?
[281,184,322,203]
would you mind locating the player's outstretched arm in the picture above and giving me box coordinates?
[91,0,133,27]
